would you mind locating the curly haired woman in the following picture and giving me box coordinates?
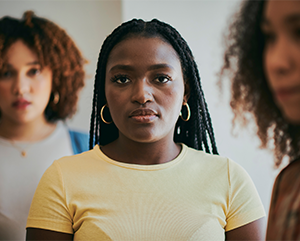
[221,0,300,239]
[0,11,88,240]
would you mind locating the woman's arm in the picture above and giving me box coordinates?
[225,218,265,241]
[27,220,264,241]
[26,228,73,241]
[26,162,74,239]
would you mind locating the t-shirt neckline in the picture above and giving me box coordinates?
[93,143,188,171]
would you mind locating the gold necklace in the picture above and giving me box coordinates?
[8,140,34,157]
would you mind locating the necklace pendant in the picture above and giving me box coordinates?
[8,140,32,157]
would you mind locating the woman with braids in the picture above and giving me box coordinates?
[220,0,300,240]
[0,11,88,240]
[26,18,265,240]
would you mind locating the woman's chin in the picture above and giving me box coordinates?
[283,111,300,126]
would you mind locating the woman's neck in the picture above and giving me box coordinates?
[101,135,181,165]
[0,117,57,142]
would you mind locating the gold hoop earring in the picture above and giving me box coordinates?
[180,102,191,121]
[100,104,112,124]
[53,92,60,105]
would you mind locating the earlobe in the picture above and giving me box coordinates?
[183,96,188,104]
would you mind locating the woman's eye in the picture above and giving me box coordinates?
[117,76,129,84]
[28,68,41,76]
[0,70,14,79]
[261,25,276,44]
[155,75,171,83]
[263,31,276,44]
[292,28,300,39]
[0,69,16,79]
[111,75,130,84]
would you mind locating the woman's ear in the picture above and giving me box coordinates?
[183,81,190,103]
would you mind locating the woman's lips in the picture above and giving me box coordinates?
[12,99,31,109]
[129,108,158,123]
[274,87,300,101]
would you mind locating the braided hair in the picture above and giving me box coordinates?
[90,19,218,155]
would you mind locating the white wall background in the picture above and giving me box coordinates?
[122,0,277,229]
[1,0,278,231]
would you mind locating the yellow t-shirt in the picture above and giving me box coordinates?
[27,144,265,240]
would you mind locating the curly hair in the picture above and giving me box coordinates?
[0,11,85,122]
[89,18,218,155]
[220,0,300,167]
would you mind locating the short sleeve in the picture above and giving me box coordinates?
[225,159,265,231]
[26,161,73,234]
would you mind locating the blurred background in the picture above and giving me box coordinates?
[0,0,276,227]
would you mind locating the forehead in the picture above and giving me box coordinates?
[106,36,181,71]
[264,1,300,23]
[4,40,38,65]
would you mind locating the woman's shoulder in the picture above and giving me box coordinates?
[67,128,89,154]
[53,146,97,169]
[183,144,251,180]
[183,144,229,165]
[67,128,89,138]
[280,158,300,175]
[274,158,300,192]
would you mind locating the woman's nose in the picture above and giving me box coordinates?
[12,74,30,96]
[131,79,154,105]
[266,36,294,77]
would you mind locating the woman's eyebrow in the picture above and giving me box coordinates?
[109,64,134,72]
[148,63,174,71]
[26,61,40,66]
[261,13,300,26]
[284,13,300,24]
[109,63,174,72]
[4,61,40,68]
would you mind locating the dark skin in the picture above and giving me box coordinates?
[26,219,265,240]
[26,37,265,240]
[226,219,265,240]
[26,228,73,240]
[102,37,186,165]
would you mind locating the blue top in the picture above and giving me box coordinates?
[68,130,89,154]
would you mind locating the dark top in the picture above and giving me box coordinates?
[266,158,300,240]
